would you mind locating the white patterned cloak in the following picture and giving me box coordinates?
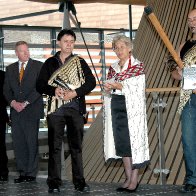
[103,74,150,168]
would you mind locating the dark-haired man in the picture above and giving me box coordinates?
[36,29,96,193]
[3,41,44,183]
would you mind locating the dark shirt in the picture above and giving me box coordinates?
[180,40,196,60]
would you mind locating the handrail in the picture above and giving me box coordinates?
[145,87,180,93]
[88,87,181,96]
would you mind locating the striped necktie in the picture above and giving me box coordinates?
[19,62,25,83]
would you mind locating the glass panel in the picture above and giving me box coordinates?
[4,30,51,44]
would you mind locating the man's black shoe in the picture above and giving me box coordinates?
[14,176,26,183]
[179,184,196,193]
[26,176,36,182]
[75,183,90,192]
[0,176,8,182]
[48,185,60,193]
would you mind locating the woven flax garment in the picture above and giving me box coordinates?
[47,55,85,114]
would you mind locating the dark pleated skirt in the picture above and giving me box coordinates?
[111,94,131,157]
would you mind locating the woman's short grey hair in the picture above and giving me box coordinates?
[112,35,132,50]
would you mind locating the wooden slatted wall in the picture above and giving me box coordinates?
[65,0,196,185]
[133,0,195,185]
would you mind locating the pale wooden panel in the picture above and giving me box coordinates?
[134,0,196,185]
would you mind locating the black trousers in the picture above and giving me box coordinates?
[0,120,8,177]
[47,108,85,186]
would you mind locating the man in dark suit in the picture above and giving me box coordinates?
[0,70,9,182]
[3,41,44,183]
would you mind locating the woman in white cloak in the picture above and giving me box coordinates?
[103,35,150,193]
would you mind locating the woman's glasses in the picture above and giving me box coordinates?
[113,46,127,52]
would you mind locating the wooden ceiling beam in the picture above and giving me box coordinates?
[26,0,146,6]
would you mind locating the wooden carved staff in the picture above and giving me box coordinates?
[144,6,184,69]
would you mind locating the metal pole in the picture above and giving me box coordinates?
[50,28,56,56]
[157,98,166,185]
[0,27,4,70]
[62,2,71,29]
[152,93,169,185]
[91,104,95,120]
[99,30,106,81]
[129,5,133,40]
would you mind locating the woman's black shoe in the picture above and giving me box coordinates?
[124,183,139,193]
[116,187,127,192]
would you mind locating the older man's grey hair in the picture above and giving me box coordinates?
[112,35,132,50]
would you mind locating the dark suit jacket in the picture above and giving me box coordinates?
[0,70,9,122]
[3,58,44,120]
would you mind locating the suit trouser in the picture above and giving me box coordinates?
[0,120,9,177]
[11,115,39,177]
[47,108,85,186]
